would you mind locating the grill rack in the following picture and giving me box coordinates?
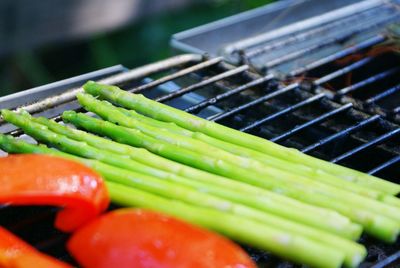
[293,35,400,125]
[1,53,400,267]
[171,0,400,123]
[172,0,400,74]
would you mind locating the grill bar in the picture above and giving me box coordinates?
[263,16,397,70]
[156,65,249,102]
[129,57,223,94]
[331,127,400,163]
[365,84,400,105]
[184,74,275,114]
[337,67,399,96]
[0,54,202,124]
[222,0,385,54]
[301,114,381,153]
[210,83,299,121]
[271,103,353,142]
[368,154,400,175]
[314,57,373,86]
[240,93,325,132]
[242,10,399,61]
[371,251,400,268]
[290,35,384,76]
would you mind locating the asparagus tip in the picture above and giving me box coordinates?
[83,80,99,95]
[62,110,77,123]
[1,109,11,117]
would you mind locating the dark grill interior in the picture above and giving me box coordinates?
[306,45,400,124]
[0,206,74,264]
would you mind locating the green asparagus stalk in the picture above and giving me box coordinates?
[0,135,347,268]
[33,115,358,237]
[107,182,346,268]
[0,134,365,267]
[0,112,361,239]
[4,112,363,240]
[383,195,400,208]
[0,134,83,162]
[98,161,365,267]
[65,99,400,226]
[59,110,400,242]
[3,110,399,242]
[83,81,400,195]
[115,101,399,205]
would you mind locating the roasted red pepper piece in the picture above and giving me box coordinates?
[0,226,71,268]
[0,154,109,232]
[68,208,256,268]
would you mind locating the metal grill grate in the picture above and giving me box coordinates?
[223,1,400,76]
[1,54,400,266]
[288,35,400,126]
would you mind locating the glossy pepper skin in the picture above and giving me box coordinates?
[0,226,71,268]
[68,208,256,268]
[0,154,109,232]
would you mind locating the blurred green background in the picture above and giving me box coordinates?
[0,0,272,97]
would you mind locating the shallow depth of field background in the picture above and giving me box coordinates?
[0,0,273,97]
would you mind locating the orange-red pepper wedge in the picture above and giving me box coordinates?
[68,208,256,268]
[0,226,71,268]
[0,154,109,232]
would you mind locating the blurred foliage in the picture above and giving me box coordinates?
[0,0,273,96]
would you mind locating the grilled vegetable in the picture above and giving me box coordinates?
[114,99,400,209]
[78,92,388,201]
[59,110,400,242]
[5,109,398,242]
[0,226,71,268]
[78,93,400,209]
[83,81,400,195]
[0,135,349,268]
[6,118,365,268]
[68,208,257,268]
[2,79,400,267]
[0,123,368,265]
[0,154,109,232]
[106,183,347,268]
[32,115,357,239]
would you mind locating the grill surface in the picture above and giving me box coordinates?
[0,53,399,267]
[1,0,400,266]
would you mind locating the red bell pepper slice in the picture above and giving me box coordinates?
[0,226,71,268]
[0,154,109,232]
[68,208,256,268]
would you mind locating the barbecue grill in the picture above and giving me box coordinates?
[1,0,400,267]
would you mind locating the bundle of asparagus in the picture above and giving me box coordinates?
[1,81,400,268]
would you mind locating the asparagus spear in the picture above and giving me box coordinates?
[33,115,358,237]
[107,182,346,268]
[4,112,363,240]
[78,94,387,200]
[0,134,365,267]
[62,103,400,226]
[115,101,400,204]
[3,110,399,241]
[83,81,400,195]
[60,111,400,242]
[98,161,366,267]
